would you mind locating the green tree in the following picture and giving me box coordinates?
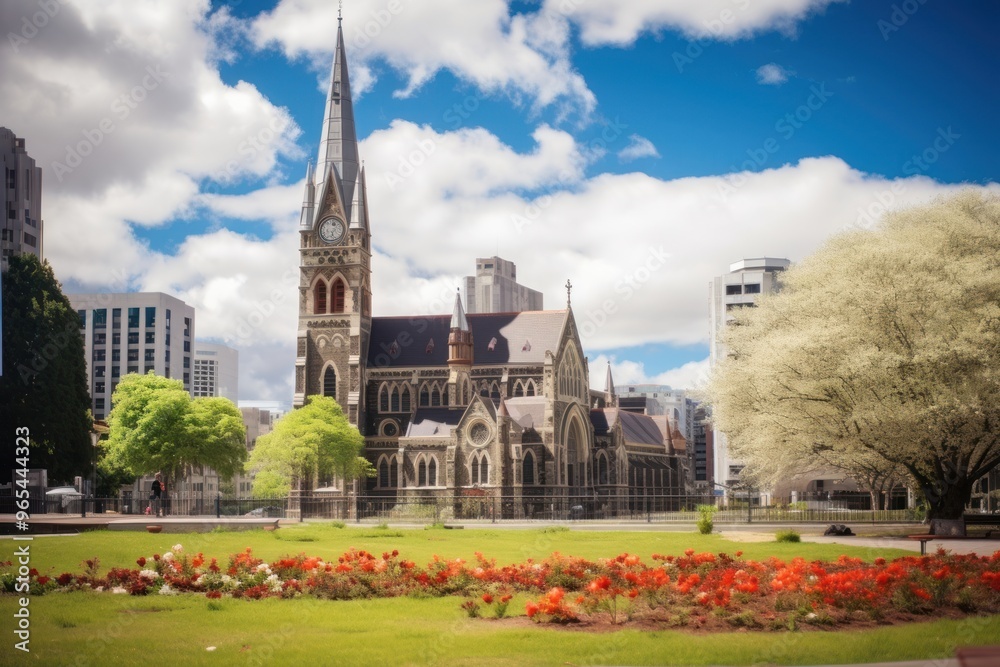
[248,395,368,497]
[708,192,1000,534]
[1,255,92,483]
[104,373,247,490]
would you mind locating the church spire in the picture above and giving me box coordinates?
[298,161,315,229]
[451,289,470,332]
[604,361,616,407]
[315,16,360,224]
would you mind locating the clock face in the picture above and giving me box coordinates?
[318,217,345,244]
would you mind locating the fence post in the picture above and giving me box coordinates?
[215,493,221,519]
[646,497,651,524]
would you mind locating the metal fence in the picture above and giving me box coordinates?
[3,492,927,524]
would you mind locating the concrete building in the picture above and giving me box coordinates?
[193,342,239,402]
[68,292,195,421]
[464,256,543,314]
[1,127,43,271]
[233,407,276,496]
[708,257,790,491]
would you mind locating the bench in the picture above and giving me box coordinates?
[905,534,985,556]
[963,513,1000,537]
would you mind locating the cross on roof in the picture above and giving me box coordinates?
[565,279,573,307]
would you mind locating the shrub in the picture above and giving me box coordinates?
[775,529,801,543]
[696,505,717,535]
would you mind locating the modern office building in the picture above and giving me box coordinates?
[68,292,195,421]
[193,342,239,402]
[464,256,543,314]
[1,127,43,271]
[708,257,790,491]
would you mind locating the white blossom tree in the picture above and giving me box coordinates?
[708,192,1000,534]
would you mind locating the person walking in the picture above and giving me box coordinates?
[150,473,163,518]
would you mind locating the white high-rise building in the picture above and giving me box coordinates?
[709,257,790,491]
[193,342,239,402]
[1,127,43,271]
[68,292,195,421]
[464,256,543,314]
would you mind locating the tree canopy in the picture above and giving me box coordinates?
[104,373,247,487]
[248,395,369,497]
[708,192,1000,532]
[1,255,92,483]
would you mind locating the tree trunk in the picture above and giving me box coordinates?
[923,478,973,536]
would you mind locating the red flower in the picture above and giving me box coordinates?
[136,557,147,567]
[525,601,539,618]
[482,593,494,604]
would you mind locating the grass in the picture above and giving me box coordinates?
[3,525,997,665]
[775,529,801,543]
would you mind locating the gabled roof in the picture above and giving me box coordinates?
[368,310,567,367]
[590,408,665,447]
[403,408,464,438]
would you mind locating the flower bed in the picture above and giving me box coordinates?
[4,546,1000,631]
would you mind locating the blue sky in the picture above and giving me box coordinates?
[4,0,998,399]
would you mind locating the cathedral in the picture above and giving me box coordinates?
[295,17,689,514]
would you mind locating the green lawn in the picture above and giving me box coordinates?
[2,524,997,666]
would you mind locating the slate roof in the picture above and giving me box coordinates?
[403,408,464,438]
[367,310,567,368]
[590,409,665,447]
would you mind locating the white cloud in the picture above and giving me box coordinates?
[618,134,660,162]
[1,0,302,287]
[251,0,595,117]
[756,62,791,85]
[249,0,841,119]
[544,0,847,45]
[591,355,712,392]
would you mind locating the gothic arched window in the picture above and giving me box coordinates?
[332,279,346,313]
[522,451,535,486]
[418,459,427,487]
[378,458,389,487]
[428,458,437,486]
[322,366,336,398]
[314,280,328,315]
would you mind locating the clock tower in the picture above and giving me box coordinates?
[295,15,372,428]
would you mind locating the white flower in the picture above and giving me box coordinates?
[255,564,271,574]
[139,569,159,581]
[158,584,177,595]
[94,586,104,592]
[163,552,174,563]
[221,575,232,584]
[111,586,127,594]
[172,544,184,553]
